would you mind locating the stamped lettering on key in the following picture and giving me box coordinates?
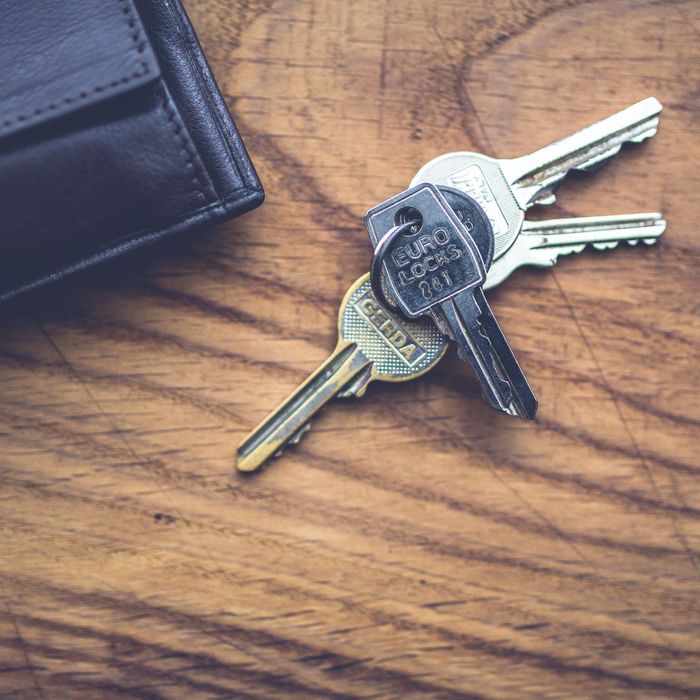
[366,184,485,318]
[447,164,509,239]
[389,226,464,299]
[354,290,426,366]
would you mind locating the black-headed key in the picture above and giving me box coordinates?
[366,183,537,419]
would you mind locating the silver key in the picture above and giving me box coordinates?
[236,273,448,472]
[411,97,662,260]
[485,213,666,290]
[367,183,537,419]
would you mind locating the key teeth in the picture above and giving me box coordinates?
[454,321,505,389]
[557,244,586,258]
[504,401,523,418]
[448,293,537,420]
[570,116,659,175]
[480,389,536,420]
[473,316,516,408]
[586,233,662,252]
[630,122,659,143]
[475,297,538,420]
[531,193,558,207]
[278,423,312,453]
[551,234,660,259]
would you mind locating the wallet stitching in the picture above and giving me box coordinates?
[158,90,211,205]
[167,1,241,195]
[0,0,150,132]
[186,43,245,194]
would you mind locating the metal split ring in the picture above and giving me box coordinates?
[369,219,420,312]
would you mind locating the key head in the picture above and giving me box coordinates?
[411,152,524,260]
[371,185,494,312]
[337,273,448,384]
[436,185,495,270]
[366,183,487,319]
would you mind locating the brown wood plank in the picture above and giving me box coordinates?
[1,0,698,697]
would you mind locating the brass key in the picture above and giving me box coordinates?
[236,273,448,472]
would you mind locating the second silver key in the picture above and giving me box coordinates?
[486,212,666,290]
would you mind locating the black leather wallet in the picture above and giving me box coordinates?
[0,0,263,303]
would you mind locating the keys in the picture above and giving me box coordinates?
[411,97,662,260]
[485,212,666,290]
[236,273,448,472]
[367,183,537,419]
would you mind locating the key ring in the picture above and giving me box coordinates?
[370,219,420,311]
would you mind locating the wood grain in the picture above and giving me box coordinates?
[1,0,699,697]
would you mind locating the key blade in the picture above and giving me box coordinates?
[471,289,537,419]
[440,292,537,419]
[236,342,371,472]
[484,213,666,290]
[524,212,666,248]
[501,97,662,209]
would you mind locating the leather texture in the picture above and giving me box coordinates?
[0,0,264,303]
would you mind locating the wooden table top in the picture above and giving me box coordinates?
[2,1,698,697]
